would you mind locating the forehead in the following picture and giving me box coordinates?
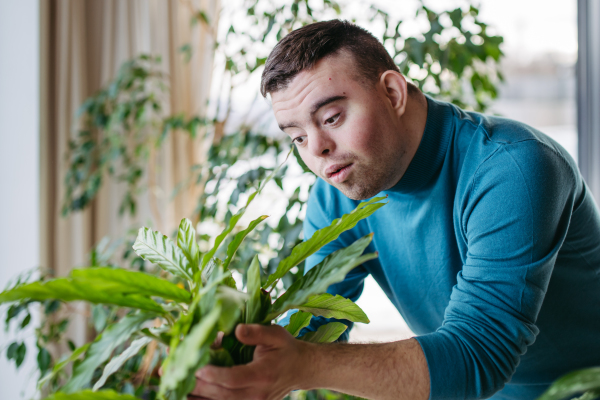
[271,52,362,117]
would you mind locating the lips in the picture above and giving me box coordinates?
[325,163,353,183]
[325,163,351,178]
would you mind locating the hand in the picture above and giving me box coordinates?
[188,324,312,400]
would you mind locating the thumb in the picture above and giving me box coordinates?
[235,324,288,347]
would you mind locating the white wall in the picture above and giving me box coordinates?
[0,0,40,398]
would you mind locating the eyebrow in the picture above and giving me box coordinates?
[278,95,347,131]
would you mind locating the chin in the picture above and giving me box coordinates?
[338,184,384,201]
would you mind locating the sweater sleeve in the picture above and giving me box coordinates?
[415,141,578,399]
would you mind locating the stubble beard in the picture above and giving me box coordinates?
[328,151,405,200]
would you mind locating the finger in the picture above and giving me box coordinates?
[235,323,289,347]
[196,364,259,389]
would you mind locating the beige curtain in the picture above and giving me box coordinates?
[40,0,219,344]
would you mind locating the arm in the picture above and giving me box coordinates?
[191,323,429,400]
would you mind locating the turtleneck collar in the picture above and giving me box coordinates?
[384,95,454,194]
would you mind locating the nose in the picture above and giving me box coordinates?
[308,128,335,158]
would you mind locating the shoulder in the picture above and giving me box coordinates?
[451,110,581,195]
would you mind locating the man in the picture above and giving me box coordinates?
[189,20,600,400]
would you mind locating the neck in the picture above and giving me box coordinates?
[397,90,429,177]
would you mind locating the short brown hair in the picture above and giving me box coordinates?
[260,19,416,97]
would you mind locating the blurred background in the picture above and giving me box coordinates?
[1,0,599,398]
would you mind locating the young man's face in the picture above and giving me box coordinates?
[271,51,410,200]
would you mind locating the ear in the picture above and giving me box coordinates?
[379,71,408,117]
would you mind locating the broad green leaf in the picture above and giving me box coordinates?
[133,227,192,281]
[538,368,600,400]
[573,391,600,400]
[43,390,139,400]
[200,206,252,271]
[268,234,377,320]
[0,279,164,313]
[285,311,312,337]
[245,256,262,324]
[223,215,268,269]
[297,294,369,324]
[62,312,155,393]
[70,268,191,303]
[38,343,90,388]
[299,322,347,343]
[264,196,386,289]
[216,286,247,334]
[177,218,200,275]
[159,305,221,394]
[93,337,152,391]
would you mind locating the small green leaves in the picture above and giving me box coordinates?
[537,367,600,400]
[300,322,347,344]
[133,227,192,282]
[177,218,200,275]
[38,343,91,388]
[264,196,386,290]
[6,341,26,368]
[297,294,369,324]
[285,311,312,337]
[62,312,155,393]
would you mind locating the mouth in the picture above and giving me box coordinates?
[326,163,353,183]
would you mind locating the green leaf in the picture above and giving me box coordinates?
[159,305,221,395]
[223,215,268,269]
[133,227,192,281]
[264,196,386,289]
[15,342,26,367]
[200,205,253,271]
[0,278,165,314]
[245,256,263,324]
[38,343,91,388]
[538,367,600,400]
[216,286,246,334]
[37,346,52,374]
[285,311,312,337]
[71,267,191,303]
[43,390,139,400]
[297,294,369,324]
[299,322,347,343]
[210,348,235,367]
[62,312,155,393]
[268,234,377,320]
[93,337,152,391]
[177,218,200,275]
[201,150,291,272]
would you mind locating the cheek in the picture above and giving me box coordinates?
[344,114,381,155]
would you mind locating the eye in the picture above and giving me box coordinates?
[324,113,341,125]
[292,136,306,146]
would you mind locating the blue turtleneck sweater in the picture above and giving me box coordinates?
[300,96,600,399]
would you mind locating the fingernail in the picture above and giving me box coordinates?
[238,324,248,336]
